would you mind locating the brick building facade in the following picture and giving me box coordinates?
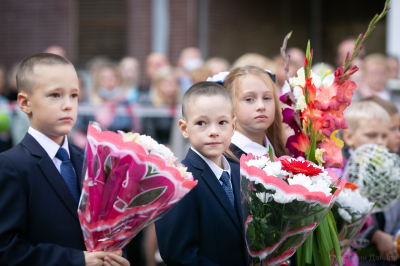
[0,0,388,79]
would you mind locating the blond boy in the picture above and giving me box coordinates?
[343,101,398,264]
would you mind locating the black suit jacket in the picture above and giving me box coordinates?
[155,149,248,266]
[0,133,86,265]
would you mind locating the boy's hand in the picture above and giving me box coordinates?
[371,230,397,261]
[84,251,113,266]
[104,250,130,266]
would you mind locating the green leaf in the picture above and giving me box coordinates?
[306,40,311,59]
[316,227,331,266]
[128,187,166,208]
[304,231,314,264]
[327,213,343,266]
[312,232,323,266]
[104,165,111,183]
[297,244,304,266]
[269,145,274,162]
[317,218,333,252]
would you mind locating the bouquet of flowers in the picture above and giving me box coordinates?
[78,123,198,251]
[330,183,375,265]
[344,144,400,212]
[277,1,390,265]
[241,151,345,266]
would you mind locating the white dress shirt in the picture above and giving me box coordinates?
[231,131,275,157]
[28,127,70,173]
[191,147,232,188]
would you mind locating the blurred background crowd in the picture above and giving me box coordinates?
[1,0,400,265]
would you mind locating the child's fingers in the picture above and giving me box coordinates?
[106,253,130,266]
[110,249,122,256]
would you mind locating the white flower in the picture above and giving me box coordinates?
[338,208,353,223]
[288,173,312,187]
[336,188,375,214]
[256,192,271,203]
[277,170,292,180]
[294,86,307,111]
[263,161,282,177]
[308,179,332,196]
[246,156,270,169]
[290,68,308,87]
[272,189,302,204]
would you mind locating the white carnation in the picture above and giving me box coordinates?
[263,161,282,177]
[246,156,270,169]
[288,173,312,188]
[338,208,353,223]
[336,188,375,214]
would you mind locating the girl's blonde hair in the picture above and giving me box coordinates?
[90,63,123,105]
[224,66,289,157]
[150,66,181,107]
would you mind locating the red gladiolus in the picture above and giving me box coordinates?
[336,79,357,105]
[304,77,317,102]
[302,103,325,132]
[318,138,343,168]
[291,133,310,156]
[315,85,341,111]
[321,104,348,136]
[334,67,344,83]
[347,65,359,76]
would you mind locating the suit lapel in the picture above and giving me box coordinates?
[231,166,245,239]
[69,144,83,191]
[21,133,80,222]
[186,149,242,233]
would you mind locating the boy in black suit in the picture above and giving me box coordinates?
[155,81,248,265]
[0,53,129,266]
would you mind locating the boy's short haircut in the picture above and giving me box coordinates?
[345,101,390,131]
[182,81,233,119]
[361,96,399,116]
[17,53,72,94]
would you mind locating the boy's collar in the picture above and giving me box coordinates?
[28,127,70,161]
[188,147,231,179]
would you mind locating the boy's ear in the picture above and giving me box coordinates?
[342,129,354,149]
[17,92,32,115]
[179,119,189,139]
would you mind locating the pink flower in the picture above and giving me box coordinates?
[315,85,341,111]
[318,138,343,168]
[336,79,357,105]
[321,104,348,136]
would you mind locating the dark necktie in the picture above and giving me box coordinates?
[55,147,80,204]
[220,171,236,211]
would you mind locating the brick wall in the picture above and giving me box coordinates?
[0,0,76,68]
[126,0,152,86]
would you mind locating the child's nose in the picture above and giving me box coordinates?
[256,99,266,111]
[208,124,219,137]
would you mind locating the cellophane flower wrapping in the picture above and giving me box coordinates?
[330,184,375,265]
[241,153,345,266]
[344,144,400,212]
[78,123,198,251]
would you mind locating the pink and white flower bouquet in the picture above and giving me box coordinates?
[241,152,345,266]
[78,123,198,251]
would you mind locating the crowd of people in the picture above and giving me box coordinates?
[0,38,400,266]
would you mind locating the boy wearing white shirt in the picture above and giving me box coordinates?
[0,53,129,266]
[155,81,248,265]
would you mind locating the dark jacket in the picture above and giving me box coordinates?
[155,148,248,266]
[0,133,86,265]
